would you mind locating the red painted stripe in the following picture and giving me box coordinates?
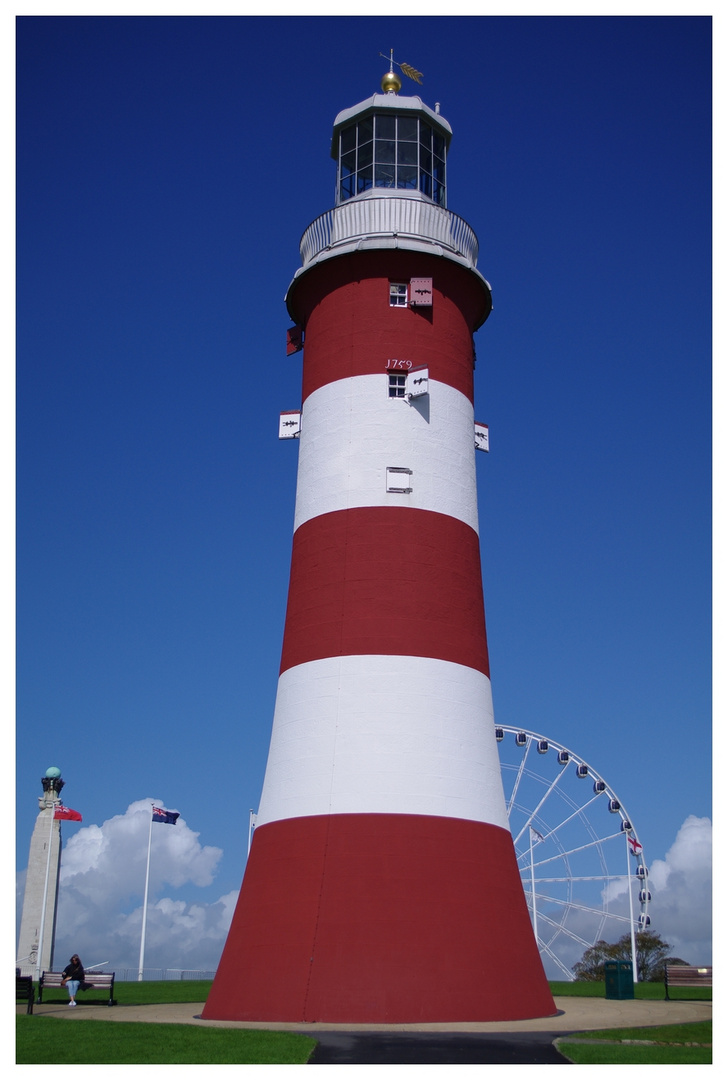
[202,813,556,1023]
[279,507,490,677]
[285,251,489,403]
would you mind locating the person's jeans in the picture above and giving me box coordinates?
[66,979,80,998]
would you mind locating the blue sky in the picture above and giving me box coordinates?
[15,13,712,972]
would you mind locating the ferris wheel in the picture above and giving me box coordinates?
[496,726,649,981]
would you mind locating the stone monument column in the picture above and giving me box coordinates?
[17,767,65,977]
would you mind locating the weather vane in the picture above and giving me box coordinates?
[379,49,423,85]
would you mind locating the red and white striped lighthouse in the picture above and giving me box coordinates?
[203,66,555,1024]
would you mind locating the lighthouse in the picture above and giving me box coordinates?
[203,64,556,1023]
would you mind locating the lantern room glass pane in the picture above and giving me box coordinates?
[397,141,418,166]
[375,162,396,187]
[398,117,418,141]
[377,115,395,140]
[375,139,395,164]
[357,167,373,192]
[357,140,373,169]
[359,117,373,143]
[340,125,356,154]
[397,166,418,189]
[341,150,355,177]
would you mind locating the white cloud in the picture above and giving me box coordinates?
[581,815,712,969]
[647,815,712,964]
[49,799,235,973]
[60,799,221,898]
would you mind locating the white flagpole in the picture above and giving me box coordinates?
[626,833,638,982]
[138,803,154,981]
[35,804,57,980]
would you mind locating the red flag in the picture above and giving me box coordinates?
[627,834,643,856]
[286,325,303,355]
[54,805,82,822]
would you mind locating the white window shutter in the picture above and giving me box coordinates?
[279,411,301,439]
[474,421,489,452]
[406,366,429,399]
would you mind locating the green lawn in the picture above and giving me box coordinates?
[549,979,711,1001]
[556,1021,712,1065]
[16,1016,316,1065]
[19,981,316,1064]
[17,979,711,1065]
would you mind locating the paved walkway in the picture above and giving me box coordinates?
[20,995,711,1033]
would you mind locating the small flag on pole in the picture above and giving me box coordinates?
[152,806,179,825]
[627,834,643,856]
[286,325,303,355]
[54,805,82,822]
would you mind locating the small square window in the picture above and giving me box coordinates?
[390,283,408,307]
[388,373,406,398]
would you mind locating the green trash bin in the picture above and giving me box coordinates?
[604,960,634,999]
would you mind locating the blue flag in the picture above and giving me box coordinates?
[152,806,179,825]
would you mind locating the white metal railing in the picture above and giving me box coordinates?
[299,196,479,269]
[117,968,217,981]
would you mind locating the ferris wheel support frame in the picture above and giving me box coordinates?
[496,725,648,983]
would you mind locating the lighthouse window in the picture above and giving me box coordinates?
[390,283,408,307]
[337,114,447,207]
[388,373,407,397]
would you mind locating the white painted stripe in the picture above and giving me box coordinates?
[293,375,479,533]
[256,655,507,830]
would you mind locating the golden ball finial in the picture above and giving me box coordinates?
[381,70,401,94]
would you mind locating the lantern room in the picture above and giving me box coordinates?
[331,91,452,207]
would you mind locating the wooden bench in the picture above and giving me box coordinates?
[16,974,34,1014]
[664,964,712,1000]
[38,970,116,1006]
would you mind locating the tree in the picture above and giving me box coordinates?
[572,931,686,982]
[572,939,620,982]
